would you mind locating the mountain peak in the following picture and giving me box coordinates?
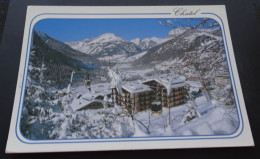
[130,38,141,45]
[92,33,125,43]
[99,32,116,37]
[34,29,48,42]
[132,37,167,50]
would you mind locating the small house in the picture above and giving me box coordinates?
[70,93,110,111]
[70,98,103,111]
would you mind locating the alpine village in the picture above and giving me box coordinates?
[20,19,239,140]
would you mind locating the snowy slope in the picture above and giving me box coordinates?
[166,27,190,39]
[31,30,96,88]
[130,37,167,50]
[130,38,141,45]
[124,51,148,62]
[135,95,238,136]
[134,28,223,65]
[34,30,100,64]
[90,33,125,44]
[132,27,232,105]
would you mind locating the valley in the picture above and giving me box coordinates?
[20,22,238,140]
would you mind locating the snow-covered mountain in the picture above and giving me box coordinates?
[166,27,190,39]
[124,51,148,63]
[130,38,141,46]
[130,37,167,50]
[134,28,223,65]
[34,30,99,64]
[66,33,142,62]
[166,27,222,39]
[132,27,232,103]
[65,28,203,63]
[32,30,97,88]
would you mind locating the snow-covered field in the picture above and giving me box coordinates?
[135,96,239,136]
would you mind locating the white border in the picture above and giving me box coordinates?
[6,5,254,153]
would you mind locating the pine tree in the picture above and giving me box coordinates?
[182,91,201,125]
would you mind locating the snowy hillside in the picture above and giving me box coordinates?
[133,28,223,67]
[166,27,190,39]
[135,96,238,136]
[21,79,239,140]
[131,27,232,105]
[124,51,148,63]
[130,37,167,50]
[30,30,98,88]
[35,30,100,64]
[130,38,141,45]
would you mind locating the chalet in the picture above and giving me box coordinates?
[142,77,186,108]
[70,92,111,111]
[71,99,103,111]
[111,82,152,112]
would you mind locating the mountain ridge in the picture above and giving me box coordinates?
[66,33,142,62]
[34,29,101,65]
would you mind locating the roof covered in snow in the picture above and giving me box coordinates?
[80,93,107,100]
[143,75,186,95]
[70,92,106,111]
[143,76,185,89]
[121,82,152,94]
[186,81,202,88]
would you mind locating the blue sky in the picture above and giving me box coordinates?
[33,18,215,42]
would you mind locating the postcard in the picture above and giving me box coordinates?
[6,5,254,153]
